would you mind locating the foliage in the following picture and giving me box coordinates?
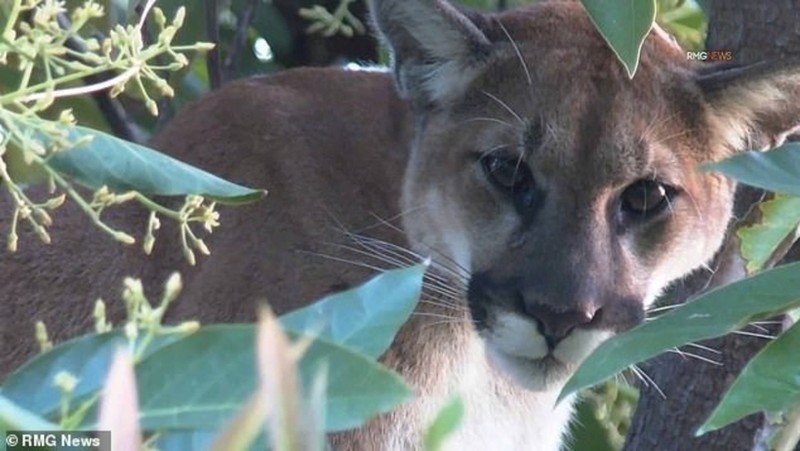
[300,0,365,38]
[1,265,426,450]
[579,0,657,78]
[571,382,638,451]
[579,0,707,77]
[0,0,264,261]
[704,144,800,197]
[656,0,706,51]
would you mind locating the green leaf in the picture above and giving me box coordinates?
[134,325,411,432]
[2,266,422,433]
[738,196,800,274]
[704,143,800,196]
[658,0,706,30]
[151,431,217,451]
[0,394,59,431]
[580,0,657,77]
[45,125,265,204]
[1,332,184,420]
[280,264,426,358]
[423,396,465,451]
[137,264,425,432]
[2,333,125,417]
[559,261,800,401]
[697,320,800,435]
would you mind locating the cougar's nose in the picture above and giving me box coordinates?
[522,302,597,349]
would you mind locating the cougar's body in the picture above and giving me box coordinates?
[4,1,800,450]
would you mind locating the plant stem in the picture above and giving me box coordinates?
[2,0,21,39]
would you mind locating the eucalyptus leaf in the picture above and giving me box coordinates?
[560,261,800,401]
[280,264,426,358]
[44,124,265,204]
[2,333,126,417]
[135,263,425,433]
[151,430,217,451]
[1,332,185,420]
[0,394,59,431]
[704,143,800,196]
[697,320,800,435]
[580,0,657,77]
[135,325,412,432]
[2,265,424,433]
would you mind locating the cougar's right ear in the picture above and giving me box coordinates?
[369,0,492,109]
[698,59,800,150]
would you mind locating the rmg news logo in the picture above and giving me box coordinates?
[686,50,734,61]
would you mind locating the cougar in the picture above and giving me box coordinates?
[3,0,800,449]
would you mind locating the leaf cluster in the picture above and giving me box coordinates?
[0,0,263,261]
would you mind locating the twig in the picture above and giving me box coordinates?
[223,0,260,82]
[21,66,140,103]
[205,0,222,90]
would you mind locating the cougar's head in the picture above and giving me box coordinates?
[371,0,800,390]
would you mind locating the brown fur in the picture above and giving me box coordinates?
[4,1,800,449]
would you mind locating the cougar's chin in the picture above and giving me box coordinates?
[481,312,614,391]
[485,345,573,391]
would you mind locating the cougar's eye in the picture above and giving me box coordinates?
[620,179,676,217]
[481,154,532,193]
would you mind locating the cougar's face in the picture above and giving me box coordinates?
[400,17,736,390]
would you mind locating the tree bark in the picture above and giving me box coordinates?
[623,2,800,450]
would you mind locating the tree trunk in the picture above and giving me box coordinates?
[623,2,800,450]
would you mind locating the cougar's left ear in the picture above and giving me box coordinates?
[698,59,800,150]
[369,0,492,109]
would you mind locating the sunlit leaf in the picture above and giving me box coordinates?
[738,196,800,274]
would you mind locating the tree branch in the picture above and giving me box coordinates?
[223,0,260,82]
[205,0,223,90]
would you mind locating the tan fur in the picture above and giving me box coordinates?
[4,1,800,450]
